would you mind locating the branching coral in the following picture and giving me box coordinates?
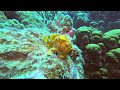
[43,33,73,59]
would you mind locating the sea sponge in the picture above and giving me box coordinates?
[43,33,73,59]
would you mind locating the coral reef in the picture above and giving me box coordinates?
[74,26,102,50]
[0,11,120,79]
[0,11,85,79]
[74,25,120,79]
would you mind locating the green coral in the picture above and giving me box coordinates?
[76,26,91,37]
[92,30,103,37]
[85,44,101,53]
[103,29,120,38]
[77,26,99,32]
[105,48,120,63]
[103,29,120,50]
[76,26,100,39]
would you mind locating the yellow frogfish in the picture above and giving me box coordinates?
[43,33,73,59]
